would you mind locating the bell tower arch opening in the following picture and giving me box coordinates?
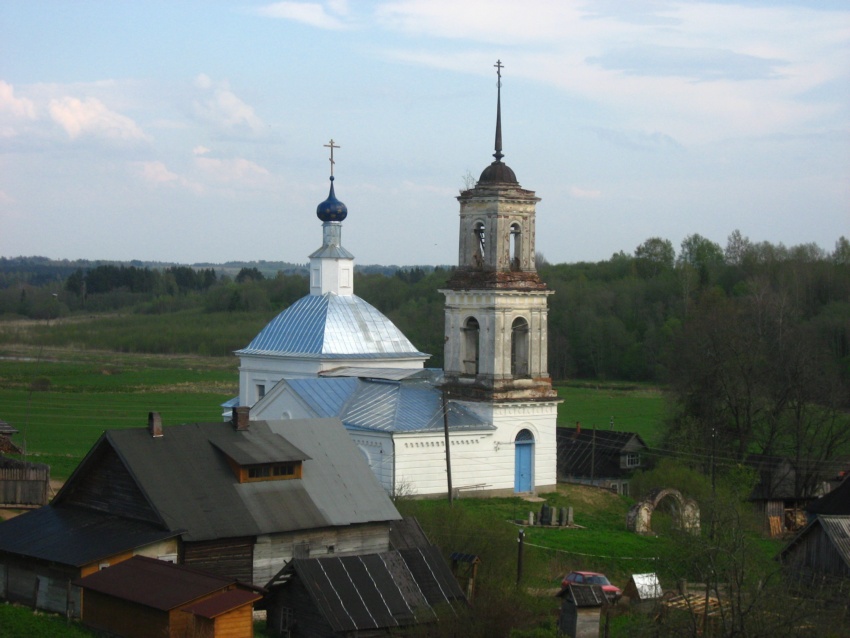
[509,222,521,271]
[473,220,486,267]
[462,317,480,376]
[511,317,529,377]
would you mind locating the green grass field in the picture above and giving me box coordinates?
[1,348,669,479]
[555,383,667,446]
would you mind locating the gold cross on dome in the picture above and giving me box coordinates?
[324,139,340,176]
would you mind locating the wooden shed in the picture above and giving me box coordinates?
[74,555,261,638]
[557,584,606,638]
[779,515,850,581]
[264,546,466,637]
[622,573,662,611]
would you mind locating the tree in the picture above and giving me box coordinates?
[678,234,724,287]
[235,267,264,283]
[635,237,675,277]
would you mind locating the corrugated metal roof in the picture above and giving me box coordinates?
[51,419,400,543]
[74,555,235,610]
[237,293,429,359]
[630,573,662,600]
[0,505,178,568]
[288,548,464,633]
[819,515,850,568]
[286,377,492,434]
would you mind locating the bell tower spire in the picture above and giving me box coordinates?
[440,62,556,402]
[494,59,504,163]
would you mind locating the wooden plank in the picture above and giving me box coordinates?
[769,516,783,537]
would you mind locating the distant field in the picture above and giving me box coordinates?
[0,347,236,478]
[555,383,667,446]
[0,347,668,479]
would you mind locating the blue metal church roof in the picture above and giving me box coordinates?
[237,293,429,359]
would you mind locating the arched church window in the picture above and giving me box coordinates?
[510,223,522,271]
[473,221,486,264]
[511,317,529,377]
[463,317,480,376]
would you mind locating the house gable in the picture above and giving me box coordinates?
[55,438,162,526]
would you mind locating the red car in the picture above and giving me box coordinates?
[561,571,621,599]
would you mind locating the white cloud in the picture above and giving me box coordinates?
[195,156,271,184]
[193,75,264,135]
[375,0,850,144]
[569,186,602,200]
[0,81,37,120]
[138,161,180,184]
[0,80,38,138]
[256,1,351,29]
[136,161,204,194]
[193,145,211,155]
[48,96,147,142]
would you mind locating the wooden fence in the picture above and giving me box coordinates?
[0,458,50,506]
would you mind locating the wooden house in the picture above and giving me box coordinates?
[747,455,834,535]
[779,515,850,581]
[557,584,606,638]
[806,474,850,520]
[0,411,400,616]
[556,426,648,496]
[263,546,466,637]
[0,454,49,507]
[74,555,261,638]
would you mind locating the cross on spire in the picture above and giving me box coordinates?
[493,60,504,162]
[324,138,340,177]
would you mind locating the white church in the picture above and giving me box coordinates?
[228,66,560,498]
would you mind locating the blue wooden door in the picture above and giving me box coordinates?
[515,441,533,492]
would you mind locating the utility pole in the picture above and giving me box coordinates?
[516,529,525,586]
[442,390,453,505]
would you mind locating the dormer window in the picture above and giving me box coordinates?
[245,461,300,482]
[212,438,309,485]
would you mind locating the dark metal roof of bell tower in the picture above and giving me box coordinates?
[478,60,518,185]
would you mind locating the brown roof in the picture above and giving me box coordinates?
[74,556,236,610]
[182,589,261,619]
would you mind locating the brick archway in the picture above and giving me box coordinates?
[627,488,700,535]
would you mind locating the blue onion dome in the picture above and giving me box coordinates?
[316,176,348,222]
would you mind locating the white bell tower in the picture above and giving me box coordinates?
[440,61,558,494]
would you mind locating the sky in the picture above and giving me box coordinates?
[1,1,848,267]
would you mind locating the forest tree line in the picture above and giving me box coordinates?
[1,231,848,388]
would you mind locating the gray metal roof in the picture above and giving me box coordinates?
[0,505,179,567]
[321,367,437,382]
[237,293,429,359]
[285,547,465,633]
[287,377,493,434]
[818,515,850,568]
[54,419,400,543]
